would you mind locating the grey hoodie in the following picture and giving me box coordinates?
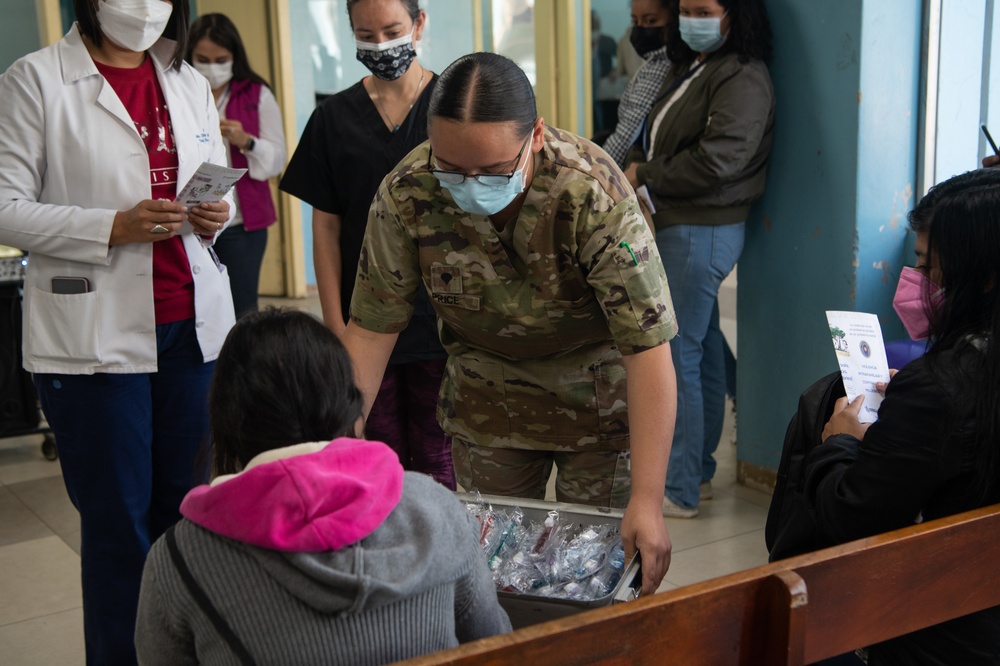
[135,472,511,665]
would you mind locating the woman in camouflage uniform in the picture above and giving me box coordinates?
[342,53,678,595]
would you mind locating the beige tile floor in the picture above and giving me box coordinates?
[0,274,769,664]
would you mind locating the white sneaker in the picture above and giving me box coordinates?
[700,481,713,500]
[662,496,699,518]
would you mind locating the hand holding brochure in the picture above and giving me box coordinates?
[175,162,246,206]
[825,311,891,423]
[635,185,656,214]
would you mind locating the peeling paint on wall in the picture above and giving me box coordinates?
[888,183,914,230]
[872,260,892,284]
[837,32,858,70]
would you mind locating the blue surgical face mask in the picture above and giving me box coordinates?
[437,138,532,217]
[678,14,728,54]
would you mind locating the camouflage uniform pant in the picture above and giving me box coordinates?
[452,440,631,509]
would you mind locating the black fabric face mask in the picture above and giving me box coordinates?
[629,25,666,58]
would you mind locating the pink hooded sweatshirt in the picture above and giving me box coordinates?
[180,437,404,552]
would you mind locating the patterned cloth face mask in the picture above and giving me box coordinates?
[356,30,416,81]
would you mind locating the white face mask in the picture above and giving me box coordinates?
[96,0,173,53]
[193,61,234,91]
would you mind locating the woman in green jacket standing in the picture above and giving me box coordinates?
[625,0,774,518]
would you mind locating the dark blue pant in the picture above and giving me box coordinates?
[212,224,268,318]
[35,319,214,666]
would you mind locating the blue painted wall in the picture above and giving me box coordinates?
[738,0,921,474]
[855,1,920,320]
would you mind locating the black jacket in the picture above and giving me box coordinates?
[804,343,1000,665]
[765,371,844,562]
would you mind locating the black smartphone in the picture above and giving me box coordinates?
[982,125,999,156]
[51,276,90,294]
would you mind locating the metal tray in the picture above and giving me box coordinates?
[457,493,642,628]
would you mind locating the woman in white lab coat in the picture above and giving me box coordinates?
[0,1,235,663]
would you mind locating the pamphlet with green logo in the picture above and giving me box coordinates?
[825,311,890,423]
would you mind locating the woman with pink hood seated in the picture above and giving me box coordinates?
[134,308,510,665]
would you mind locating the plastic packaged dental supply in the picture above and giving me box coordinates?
[463,494,628,601]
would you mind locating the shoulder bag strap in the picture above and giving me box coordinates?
[165,525,258,666]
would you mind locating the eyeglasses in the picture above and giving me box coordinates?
[430,135,531,187]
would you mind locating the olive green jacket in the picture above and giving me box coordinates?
[630,51,775,229]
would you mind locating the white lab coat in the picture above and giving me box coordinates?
[0,25,236,374]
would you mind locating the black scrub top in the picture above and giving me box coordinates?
[280,76,444,364]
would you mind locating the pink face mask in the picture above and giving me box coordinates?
[892,266,945,340]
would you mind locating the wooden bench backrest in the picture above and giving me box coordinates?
[396,504,1000,666]
[793,505,1000,663]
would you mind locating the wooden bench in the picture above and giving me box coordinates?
[397,504,1000,665]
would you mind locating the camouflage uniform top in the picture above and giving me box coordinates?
[352,125,677,452]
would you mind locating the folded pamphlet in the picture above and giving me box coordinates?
[825,310,891,423]
[175,162,247,206]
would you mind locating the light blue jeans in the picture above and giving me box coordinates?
[657,222,745,509]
